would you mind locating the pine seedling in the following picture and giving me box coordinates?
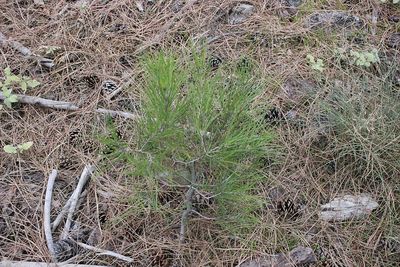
[104,49,275,237]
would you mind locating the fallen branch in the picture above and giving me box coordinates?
[44,169,58,261]
[0,92,139,119]
[76,242,133,263]
[0,31,54,68]
[51,190,88,232]
[61,165,95,240]
[178,162,197,244]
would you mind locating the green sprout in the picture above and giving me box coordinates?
[3,141,33,154]
[380,0,399,4]
[350,49,380,67]
[306,54,325,72]
[1,67,40,108]
[45,46,62,55]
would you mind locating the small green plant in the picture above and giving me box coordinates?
[45,46,62,55]
[103,49,275,235]
[0,67,40,108]
[1,87,18,108]
[306,54,325,72]
[380,0,399,4]
[350,49,379,67]
[3,141,33,154]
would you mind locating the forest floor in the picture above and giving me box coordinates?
[0,0,399,266]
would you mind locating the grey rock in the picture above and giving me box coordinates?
[284,0,303,7]
[239,246,316,267]
[305,11,363,30]
[280,78,316,103]
[320,194,379,222]
[228,3,255,25]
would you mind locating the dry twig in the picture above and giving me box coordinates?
[0,92,139,119]
[178,162,197,244]
[61,165,95,240]
[44,169,58,261]
[51,190,88,232]
[0,31,54,68]
[76,242,133,263]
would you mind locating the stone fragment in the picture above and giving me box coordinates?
[228,4,255,25]
[320,194,379,222]
[305,11,363,30]
[239,246,316,267]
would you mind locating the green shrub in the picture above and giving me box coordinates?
[103,49,275,234]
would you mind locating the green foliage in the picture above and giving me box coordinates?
[334,48,380,69]
[1,67,40,108]
[350,49,379,67]
[306,54,325,72]
[3,141,33,154]
[380,0,399,4]
[106,49,275,234]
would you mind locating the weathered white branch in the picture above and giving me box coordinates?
[44,169,58,261]
[51,190,88,232]
[0,92,139,119]
[61,165,95,240]
[0,31,54,68]
[0,92,79,110]
[76,242,133,263]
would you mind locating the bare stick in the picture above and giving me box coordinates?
[0,31,54,68]
[0,92,79,110]
[0,92,139,119]
[61,165,95,240]
[178,162,197,244]
[44,169,58,261]
[51,190,88,232]
[76,242,133,263]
